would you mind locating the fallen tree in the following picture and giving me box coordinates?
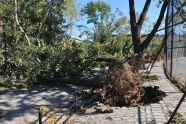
[103,58,143,106]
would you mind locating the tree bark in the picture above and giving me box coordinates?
[128,0,141,54]
[14,0,31,46]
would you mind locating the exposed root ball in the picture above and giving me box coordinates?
[103,62,143,107]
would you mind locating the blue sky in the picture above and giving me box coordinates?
[77,0,161,21]
[71,0,163,40]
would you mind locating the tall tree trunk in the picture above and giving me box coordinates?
[128,0,141,54]
[128,0,169,54]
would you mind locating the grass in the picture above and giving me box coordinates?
[142,75,159,82]
[0,113,9,119]
[168,111,186,124]
[38,106,61,124]
[13,82,27,89]
[51,87,59,90]
[0,109,9,119]
[0,86,8,91]
[105,116,113,120]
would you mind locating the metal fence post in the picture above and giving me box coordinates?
[38,108,42,124]
[170,0,174,78]
[164,2,169,68]
[75,91,77,112]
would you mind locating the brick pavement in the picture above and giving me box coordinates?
[71,61,186,124]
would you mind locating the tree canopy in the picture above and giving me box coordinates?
[0,0,176,88]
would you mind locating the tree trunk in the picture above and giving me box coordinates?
[128,0,169,54]
[128,0,141,54]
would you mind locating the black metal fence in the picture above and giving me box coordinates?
[164,0,186,87]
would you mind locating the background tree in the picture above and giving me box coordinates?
[81,1,112,43]
[0,0,97,88]
[114,16,130,34]
[80,1,134,58]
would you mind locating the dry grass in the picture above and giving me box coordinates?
[0,86,8,91]
[38,106,60,124]
[66,120,76,124]
[0,112,9,119]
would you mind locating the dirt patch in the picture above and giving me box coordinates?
[101,85,166,107]
[66,120,76,124]
[141,86,166,105]
[75,85,166,114]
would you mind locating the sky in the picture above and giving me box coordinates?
[71,0,163,40]
[77,0,161,21]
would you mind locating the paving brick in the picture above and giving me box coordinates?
[71,61,186,124]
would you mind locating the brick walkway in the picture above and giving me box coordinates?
[71,61,186,124]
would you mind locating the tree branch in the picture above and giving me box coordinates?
[35,10,50,47]
[14,0,31,46]
[137,0,151,31]
[140,0,169,51]
[128,0,137,28]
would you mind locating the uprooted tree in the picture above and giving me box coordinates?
[103,0,170,106]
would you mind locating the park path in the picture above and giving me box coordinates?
[0,60,186,124]
[0,85,78,124]
[70,61,186,124]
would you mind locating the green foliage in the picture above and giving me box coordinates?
[0,77,13,88]
[89,35,134,59]
[143,36,162,57]
[0,43,97,87]
[0,0,134,88]
[0,0,77,46]
[73,35,134,69]
[81,1,130,43]
[0,0,97,87]
[115,16,130,34]
[81,0,112,43]
[81,1,111,24]
[64,0,78,21]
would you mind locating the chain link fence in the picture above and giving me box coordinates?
[164,0,186,87]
